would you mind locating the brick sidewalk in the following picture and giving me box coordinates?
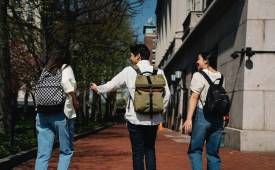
[15,124,275,170]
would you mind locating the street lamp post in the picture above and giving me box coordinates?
[167,74,176,129]
[175,71,182,79]
[169,71,183,130]
[231,47,275,69]
[171,74,176,82]
[174,71,182,131]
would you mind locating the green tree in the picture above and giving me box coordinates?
[7,0,143,123]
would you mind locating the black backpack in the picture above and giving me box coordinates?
[35,68,66,114]
[199,71,230,117]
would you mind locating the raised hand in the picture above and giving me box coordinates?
[90,83,98,93]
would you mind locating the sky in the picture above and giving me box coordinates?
[131,0,157,43]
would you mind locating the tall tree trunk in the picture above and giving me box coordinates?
[98,95,102,122]
[82,71,88,119]
[91,93,98,122]
[0,0,12,135]
[82,87,87,119]
[40,0,55,63]
[104,96,110,122]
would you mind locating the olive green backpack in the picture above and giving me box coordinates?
[129,65,166,117]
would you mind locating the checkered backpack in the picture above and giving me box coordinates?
[35,68,66,113]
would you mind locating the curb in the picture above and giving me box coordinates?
[0,123,114,170]
[0,148,37,170]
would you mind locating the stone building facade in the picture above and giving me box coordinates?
[155,0,275,151]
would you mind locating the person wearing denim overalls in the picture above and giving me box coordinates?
[183,52,224,170]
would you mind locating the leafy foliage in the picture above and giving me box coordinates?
[0,0,143,158]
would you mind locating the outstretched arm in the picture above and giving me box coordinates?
[90,68,126,94]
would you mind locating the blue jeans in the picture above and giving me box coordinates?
[188,108,223,170]
[127,122,158,170]
[35,112,74,170]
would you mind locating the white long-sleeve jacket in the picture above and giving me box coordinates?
[97,60,171,125]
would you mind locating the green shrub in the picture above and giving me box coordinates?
[0,145,10,158]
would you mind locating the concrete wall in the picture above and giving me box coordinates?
[225,0,275,151]
[157,0,275,151]
[155,0,190,66]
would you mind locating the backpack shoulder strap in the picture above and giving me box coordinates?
[219,74,224,86]
[212,74,224,86]
[39,68,48,79]
[199,71,214,86]
[130,64,142,75]
[152,67,158,75]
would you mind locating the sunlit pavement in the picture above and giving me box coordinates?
[14,124,275,170]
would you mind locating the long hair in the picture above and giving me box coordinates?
[198,51,210,61]
[197,51,217,69]
[46,45,71,73]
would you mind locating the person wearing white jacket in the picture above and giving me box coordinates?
[91,44,170,170]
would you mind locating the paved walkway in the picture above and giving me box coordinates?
[15,124,275,170]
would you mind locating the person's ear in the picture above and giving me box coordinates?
[137,54,141,60]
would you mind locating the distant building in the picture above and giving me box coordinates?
[143,18,157,65]
[155,0,275,152]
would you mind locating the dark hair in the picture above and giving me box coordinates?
[197,51,211,61]
[46,44,71,73]
[130,44,150,60]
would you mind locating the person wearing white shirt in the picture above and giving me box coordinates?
[35,46,79,170]
[91,44,170,170]
[182,52,224,170]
